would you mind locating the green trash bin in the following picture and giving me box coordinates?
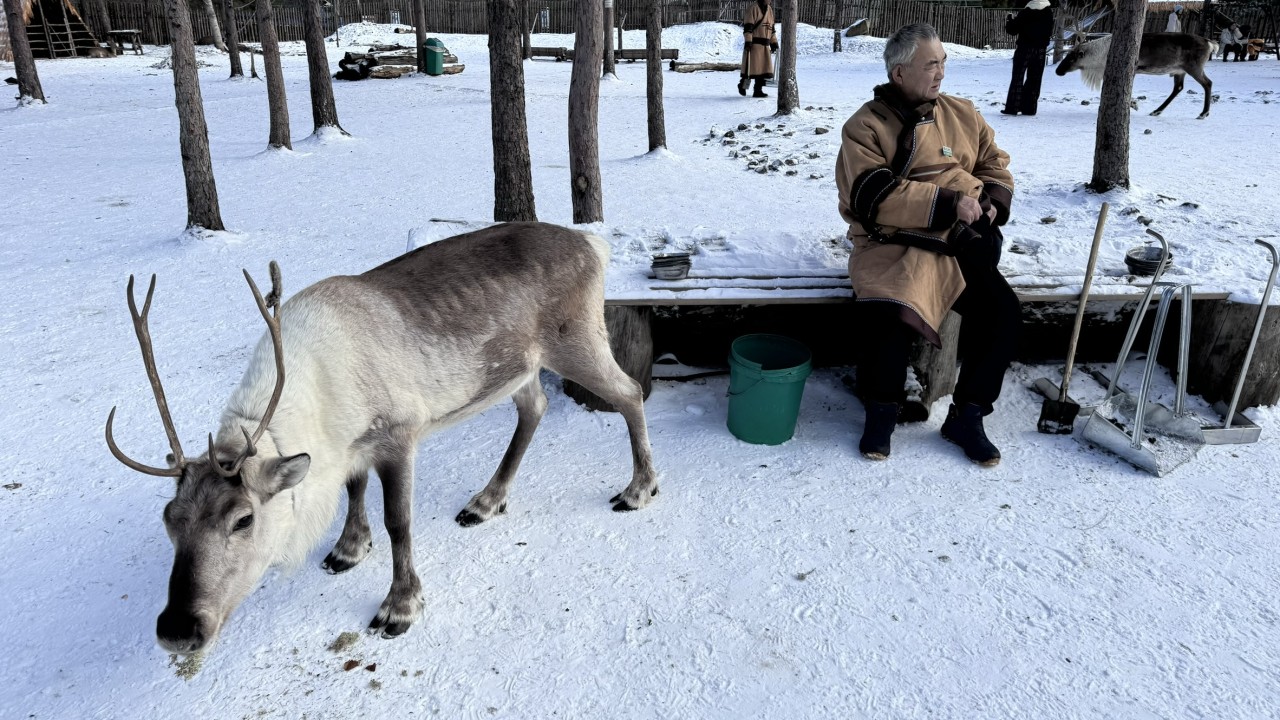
[726,334,813,445]
[423,38,445,76]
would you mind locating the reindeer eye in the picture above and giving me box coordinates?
[234,514,254,531]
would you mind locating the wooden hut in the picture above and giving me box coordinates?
[20,0,102,57]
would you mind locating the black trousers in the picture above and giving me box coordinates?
[1004,46,1047,115]
[858,250,1022,416]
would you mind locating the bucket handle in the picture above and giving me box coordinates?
[727,378,761,397]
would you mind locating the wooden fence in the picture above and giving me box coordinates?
[101,0,1271,53]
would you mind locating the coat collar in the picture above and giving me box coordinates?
[873,83,937,125]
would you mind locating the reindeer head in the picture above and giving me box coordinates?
[105,264,308,655]
[1054,34,1110,90]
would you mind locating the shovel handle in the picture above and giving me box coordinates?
[1060,202,1109,401]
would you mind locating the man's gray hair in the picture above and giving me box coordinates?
[883,23,940,78]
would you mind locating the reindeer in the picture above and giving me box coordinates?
[1055,32,1213,119]
[105,222,659,655]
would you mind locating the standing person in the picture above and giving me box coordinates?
[835,23,1020,466]
[1002,0,1054,116]
[738,0,778,98]
[1166,5,1183,32]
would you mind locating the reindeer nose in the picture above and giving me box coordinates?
[156,608,209,653]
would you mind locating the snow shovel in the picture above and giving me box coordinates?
[1199,238,1280,445]
[1038,202,1109,434]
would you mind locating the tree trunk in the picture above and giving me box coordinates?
[776,0,799,114]
[256,0,292,150]
[413,0,427,73]
[92,0,113,39]
[221,0,243,77]
[3,0,46,104]
[199,0,227,51]
[302,0,346,135]
[1088,0,1145,192]
[488,0,537,222]
[569,0,604,224]
[645,0,665,151]
[602,0,616,77]
[163,0,225,231]
[522,1,531,59]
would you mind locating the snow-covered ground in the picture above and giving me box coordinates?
[2,22,1279,719]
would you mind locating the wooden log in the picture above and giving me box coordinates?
[907,310,961,421]
[348,49,459,65]
[441,63,465,74]
[369,64,415,78]
[669,60,740,72]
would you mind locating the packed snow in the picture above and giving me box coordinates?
[2,21,1278,720]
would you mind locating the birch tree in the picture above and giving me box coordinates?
[302,0,346,135]
[3,0,46,104]
[256,0,291,149]
[488,0,537,221]
[1088,0,1146,191]
[164,0,225,230]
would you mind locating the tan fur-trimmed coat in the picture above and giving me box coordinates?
[741,2,777,79]
[835,86,1014,346]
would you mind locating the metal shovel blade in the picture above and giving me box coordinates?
[1081,392,1205,477]
[1037,397,1081,435]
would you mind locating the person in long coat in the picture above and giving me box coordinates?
[738,0,778,98]
[1002,0,1054,116]
[835,23,1020,466]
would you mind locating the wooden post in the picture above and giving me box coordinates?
[603,0,615,76]
[1185,299,1280,409]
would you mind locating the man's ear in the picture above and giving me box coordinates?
[252,454,311,498]
[890,65,902,85]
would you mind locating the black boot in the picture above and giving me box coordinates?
[752,79,768,98]
[859,401,899,460]
[940,403,1001,466]
[737,77,748,96]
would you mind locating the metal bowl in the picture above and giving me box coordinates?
[1124,245,1173,276]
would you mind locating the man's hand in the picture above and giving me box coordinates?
[957,195,984,224]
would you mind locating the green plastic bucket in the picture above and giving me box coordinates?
[726,334,813,445]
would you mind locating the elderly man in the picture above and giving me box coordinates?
[835,23,1020,466]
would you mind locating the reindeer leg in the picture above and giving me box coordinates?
[321,471,373,574]
[368,444,423,638]
[1151,73,1184,116]
[547,323,658,513]
[456,374,547,527]
[1187,66,1212,118]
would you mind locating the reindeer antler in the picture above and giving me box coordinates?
[104,275,186,478]
[212,262,285,478]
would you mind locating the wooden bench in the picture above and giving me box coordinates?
[603,270,1280,418]
[527,46,679,63]
[107,29,143,56]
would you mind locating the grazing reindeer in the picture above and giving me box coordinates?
[1055,32,1213,119]
[106,222,658,655]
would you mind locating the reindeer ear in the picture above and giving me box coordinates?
[252,454,311,497]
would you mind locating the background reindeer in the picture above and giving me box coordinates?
[1055,32,1214,119]
[106,222,658,655]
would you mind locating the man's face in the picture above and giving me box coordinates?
[892,38,946,104]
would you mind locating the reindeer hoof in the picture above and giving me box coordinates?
[367,592,423,638]
[321,540,372,574]
[610,485,658,511]
[455,509,487,527]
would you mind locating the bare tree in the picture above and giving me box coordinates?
[413,0,427,73]
[645,0,665,151]
[488,0,537,221]
[1089,0,1145,192]
[776,0,798,114]
[3,0,46,104]
[569,0,604,223]
[220,0,243,78]
[163,0,225,230]
[199,0,228,51]
[302,0,346,135]
[603,0,616,77]
[256,0,292,149]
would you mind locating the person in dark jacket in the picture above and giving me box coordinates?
[1002,0,1054,116]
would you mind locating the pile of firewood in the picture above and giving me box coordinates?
[337,43,465,80]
